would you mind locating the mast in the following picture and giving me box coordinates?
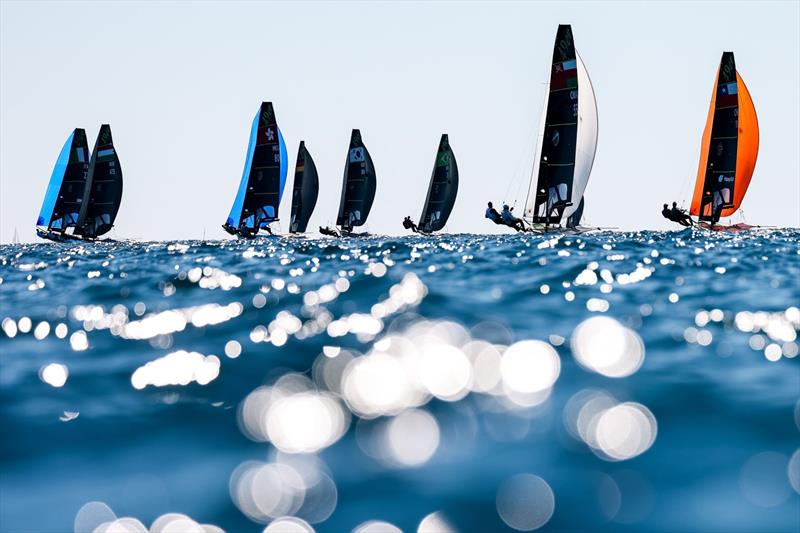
[336,129,376,230]
[76,125,123,238]
[36,129,90,235]
[289,141,320,233]
[419,134,459,232]
[224,102,288,235]
[524,25,597,226]
[690,52,759,222]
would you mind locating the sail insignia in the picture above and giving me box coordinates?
[419,134,459,233]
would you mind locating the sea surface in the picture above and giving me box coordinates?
[1,230,799,533]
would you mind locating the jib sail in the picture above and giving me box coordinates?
[690,52,759,222]
[336,129,376,229]
[419,134,459,232]
[36,128,90,233]
[524,24,598,225]
[77,124,123,237]
[224,102,288,234]
[289,141,319,233]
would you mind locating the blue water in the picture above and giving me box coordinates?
[1,230,798,533]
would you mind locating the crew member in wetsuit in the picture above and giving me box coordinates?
[239,224,257,238]
[501,204,526,232]
[670,202,693,226]
[402,216,419,233]
[661,203,675,222]
[319,226,340,237]
[485,202,504,225]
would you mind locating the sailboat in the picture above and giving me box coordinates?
[416,134,458,233]
[335,129,376,236]
[523,24,598,233]
[685,51,759,230]
[37,127,124,242]
[289,141,319,234]
[223,102,288,238]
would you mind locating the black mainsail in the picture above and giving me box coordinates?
[696,52,739,223]
[36,128,90,237]
[336,129,376,231]
[419,134,459,233]
[76,124,123,238]
[529,24,580,224]
[289,141,319,233]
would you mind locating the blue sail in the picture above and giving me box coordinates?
[226,112,260,229]
[36,129,90,234]
[37,131,75,227]
[223,102,287,235]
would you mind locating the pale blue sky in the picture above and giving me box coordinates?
[1,1,798,242]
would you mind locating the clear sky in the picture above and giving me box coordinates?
[1,1,798,242]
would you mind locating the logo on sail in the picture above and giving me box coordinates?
[349,147,365,163]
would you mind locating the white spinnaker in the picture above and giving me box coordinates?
[564,51,599,221]
[523,84,548,221]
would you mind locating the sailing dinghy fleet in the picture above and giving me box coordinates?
[34,25,765,242]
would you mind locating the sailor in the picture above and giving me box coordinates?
[501,204,526,232]
[670,202,693,226]
[319,226,340,237]
[661,203,675,222]
[485,202,504,225]
[402,216,419,233]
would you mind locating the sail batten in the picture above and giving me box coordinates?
[524,25,597,226]
[419,134,459,232]
[690,52,759,222]
[224,102,287,235]
[336,129,376,230]
[289,141,320,233]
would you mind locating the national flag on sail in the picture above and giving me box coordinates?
[717,80,739,107]
[551,59,578,90]
[258,125,279,145]
[561,59,577,71]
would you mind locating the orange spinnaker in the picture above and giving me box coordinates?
[728,72,759,217]
[690,71,759,217]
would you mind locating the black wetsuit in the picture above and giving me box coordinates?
[319,226,340,237]
[403,218,418,232]
[671,207,693,226]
